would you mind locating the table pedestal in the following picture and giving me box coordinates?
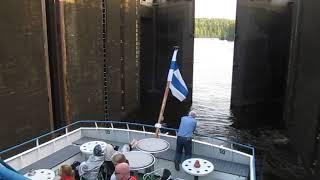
[145,164,154,173]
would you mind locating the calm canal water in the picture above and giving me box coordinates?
[133,38,307,180]
[192,38,234,138]
[192,38,306,180]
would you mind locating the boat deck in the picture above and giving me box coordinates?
[19,137,249,180]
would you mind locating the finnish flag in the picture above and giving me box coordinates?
[167,49,188,101]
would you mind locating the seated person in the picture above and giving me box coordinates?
[114,139,138,153]
[59,165,75,180]
[114,162,137,180]
[103,140,137,180]
[104,143,118,162]
[110,154,129,180]
[112,153,129,165]
[78,145,105,180]
[102,144,118,180]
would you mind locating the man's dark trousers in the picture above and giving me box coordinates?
[175,136,192,163]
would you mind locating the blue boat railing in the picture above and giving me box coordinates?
[0,120,256,179]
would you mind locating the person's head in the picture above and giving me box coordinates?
[112,153,128,166]
[104,143,117,161]
[59,165,74,177]
[115,162,130,180]
[188,110,196,118]
[93,144,103,156]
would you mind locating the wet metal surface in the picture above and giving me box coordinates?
[0,0,53,150]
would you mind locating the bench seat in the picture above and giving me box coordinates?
[19,145,80,174]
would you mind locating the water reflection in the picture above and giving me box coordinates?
[192,38,234,137]
[192,38,306,179]
[133,38,307,179]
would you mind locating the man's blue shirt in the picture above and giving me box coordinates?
[177,115,197,137]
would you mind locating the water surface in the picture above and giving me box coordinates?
[192,38,306,180]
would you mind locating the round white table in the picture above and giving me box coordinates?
[80,141,107,155]
[136,138,170,153]
[24,169,55,180]
[123,151,155,171]
[182,158,214,180]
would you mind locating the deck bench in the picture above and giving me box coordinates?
[19,145,80,174]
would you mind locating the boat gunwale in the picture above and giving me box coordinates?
[0,120,256,179]
[0,120,254,155]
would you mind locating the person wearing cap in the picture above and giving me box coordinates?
[174,110,197,171]
[78,144,105,180]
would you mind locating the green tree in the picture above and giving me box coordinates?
[195,18,235,41]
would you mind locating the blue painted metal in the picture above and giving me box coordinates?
[0,163,27,180]
[0,159,17,173]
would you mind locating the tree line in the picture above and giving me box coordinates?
[195,18,235,41]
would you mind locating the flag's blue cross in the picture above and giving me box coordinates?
[170,61,178,71]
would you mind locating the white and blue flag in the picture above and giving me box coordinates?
[167,49,188,101]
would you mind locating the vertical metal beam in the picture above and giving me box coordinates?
[151,3,158,91]
[311,110,320,172]
[57,0,72,125]
[283,0,302,128]
[120,0,126,113]
[102,0,108,120]
[135,0,141,103]
[41,0,54,131]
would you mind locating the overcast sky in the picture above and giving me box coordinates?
[195,0,237,20]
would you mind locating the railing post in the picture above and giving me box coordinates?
[53,141,56,151]
[210,136,215,158]
[126,124,130,130]
[142,126,146,132]
[111,123,114,129]
[20,155,24,168]
[36,138,41,158]
[65,127,69,143]
[95,122,98,128]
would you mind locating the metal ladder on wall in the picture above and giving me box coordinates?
[102,0,108,120]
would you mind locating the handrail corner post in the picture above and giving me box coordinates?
[36,139,39,147]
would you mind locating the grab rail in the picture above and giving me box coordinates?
[0,120,254,155]
[0,120,176,156]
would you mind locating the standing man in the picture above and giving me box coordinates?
[174,110,197,171]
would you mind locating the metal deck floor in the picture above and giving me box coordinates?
[154,158,246,180]
[73,137,249,179]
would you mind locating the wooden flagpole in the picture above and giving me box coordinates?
[155,46,179,137]
[155,81,171,137]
